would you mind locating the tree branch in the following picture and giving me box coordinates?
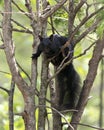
[67,5,104,47]
[68,37,104,130]
[36,105,74,130]
[11,18,32,32]
[12,0,30,18]
[63,122,104,130]
[74,0,87,14]
[9,78,15,130]
[0,86,10,94]
[40,0,67,21]
[12,28,32,34]
[3,0,29,99]
[25,0,36,20]
[16,60,31,82]
[75,18,101,44]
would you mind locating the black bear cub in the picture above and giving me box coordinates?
[32,34,80,110]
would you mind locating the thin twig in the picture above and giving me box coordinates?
[0,70,11,75]
[36,105,74,130]
[74,0,87,14]
[12,28,32,34]
[41,0,67,21]
[67,5,104,47]
[75,18,101,44]
[0,86,10,94]
[63,122,104,130]
[12,0,30,18]
[16,60,31,82]
[25,0,35,20]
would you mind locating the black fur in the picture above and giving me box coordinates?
[32,34,80,109]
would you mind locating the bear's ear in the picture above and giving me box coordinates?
[38,35,43,41]
[49,34,54,41]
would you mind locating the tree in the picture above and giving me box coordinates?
[0,0,104,130]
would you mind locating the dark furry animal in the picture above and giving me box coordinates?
[32,34,80,110]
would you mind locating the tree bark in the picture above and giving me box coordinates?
[9,78,15,130]
[68,38,104,130]
[99,59,104,127]
[52,68,62,130]
[3,1,36,130]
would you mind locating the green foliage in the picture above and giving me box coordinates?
[0,0,104,129]
[52,9,68,35]
[96,20,104,38]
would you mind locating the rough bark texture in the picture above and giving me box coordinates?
[38,54,49,130]
[9,79,15,130]
[3,0,29,98]
[68,38,104,130]
[99,59,104,127]
[3,1,36,130]
[52,67,62,130]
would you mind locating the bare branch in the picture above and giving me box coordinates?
[25,0,36,20]
[40,0,67,21]
[36,105,74,130]
[74,0,87,14]
[63,122,104,130]
[75,18,101,44]
[11,19,33,33]
[0,24,32,34]
[66,5,104,48]
[0,86,10,94]
[0,70,11,75]
[11,19,29,30]
[12,0,30,18]
[16,60,31,82]
[12,28,32,34]
[55,0,69,13]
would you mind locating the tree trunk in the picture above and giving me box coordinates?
[3,1,36,130]
[68,38,104,130]
[52,67,62,130]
